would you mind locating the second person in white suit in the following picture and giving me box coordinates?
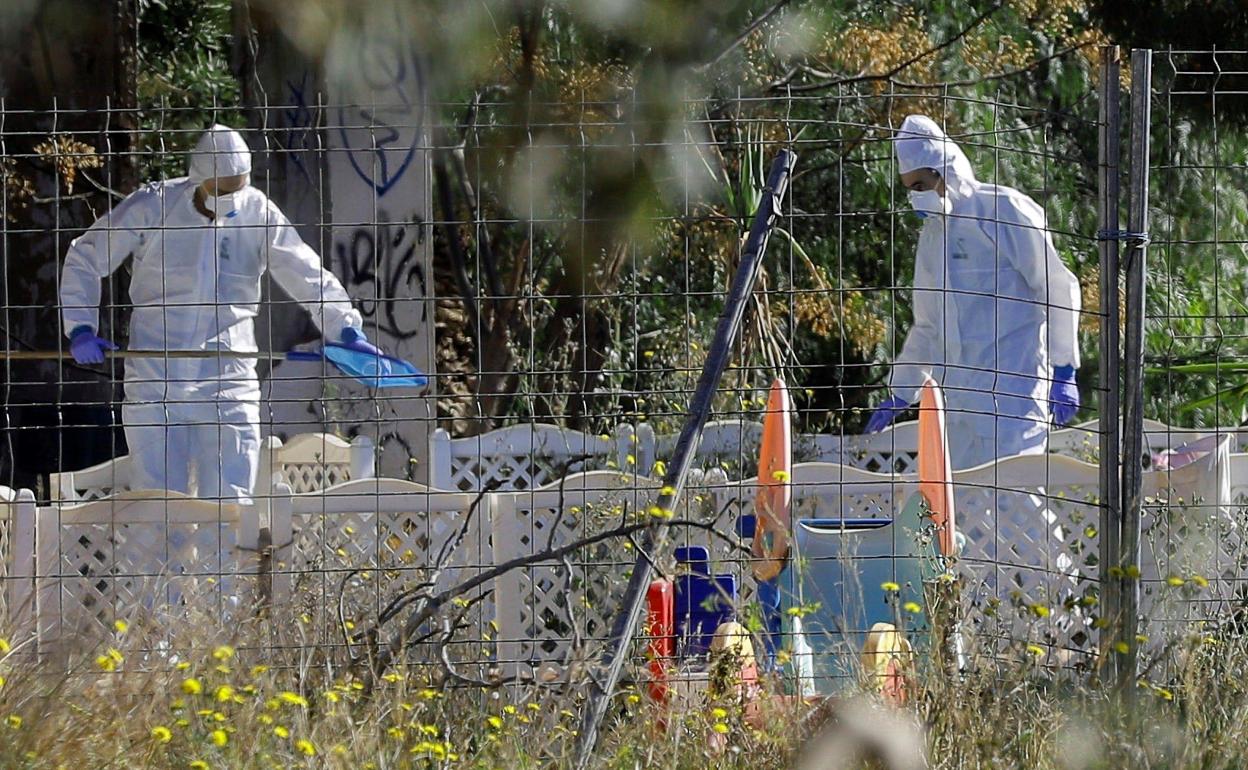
[866,115,1083,470]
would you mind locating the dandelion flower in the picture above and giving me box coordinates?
[712,722,730,734]
[1114,641,1130,654]
[151,726,172,743]
[212,645,235,661]
[214,685,234,703]
[486,716,503,730]
[1190,574,1210,589]
[771,470,790,483]
[6,715,20,729]
[626,694,641,705]
[1026,645,1045,657]
[250,665,269,676]
[503,705,517,715]
[210,729,227,747]
[1166,575,1185,587]
[387,726,404,739]
[295,739,316,756]
[903,601,922,614]
[880,582,900,592]
[0,639,10,654]
[189,762,209,770]
[181,678,203,695]
[1030,604,1051,618]
[113,620,129,634]
[273,725,289,739]
[711,707,728,719]
[277,691,308,708]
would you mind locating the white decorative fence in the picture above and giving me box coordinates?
[17,420,1248,673]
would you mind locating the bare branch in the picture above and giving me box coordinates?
[769,2,1004,94]
[694,0,793,73]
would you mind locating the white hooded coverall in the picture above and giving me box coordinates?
[60,125,362,500]
[891,116,1082,470]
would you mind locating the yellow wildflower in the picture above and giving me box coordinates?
[0,639,10,654]
[113,620,128,634]
[771,470,791,483]
[387,726,404,739]
[1114,641,1130,654]
[189,762,209,770]
[1166,575,1185,587]
[273,725,289,739]
[277,691,308,708]
[6,715,20,729]
[250,665,268,676]
[903,601,922,614]
[151,726,172,743]
[712,722,730,734]
[181,678,203,695]
[212,645,235,661]
[647,505,674,519]
[1190,574,1210,588]
[880,581,900,592]
[295,739,316,757]
[210,729,227,747]
[486,716,504,730]
[711,707,728,719]
[1030,605,1051,618]
[214,685,234,703]
[323,691,340,704]
[1026,645,1045,657]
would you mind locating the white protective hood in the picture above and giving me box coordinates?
[894,115,976,201]
[187,124,252,184]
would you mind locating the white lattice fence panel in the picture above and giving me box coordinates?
[433,425,637,492]
[278,481,487,664]
[35,493,258,645]
[492,471,659,678]
[953,464,1101,660]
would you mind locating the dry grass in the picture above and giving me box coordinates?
[2,592,1248,770]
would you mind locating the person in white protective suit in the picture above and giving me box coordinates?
[60,124,381,501]
[865,115,1082,469]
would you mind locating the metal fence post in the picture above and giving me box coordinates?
[1118,48,1153,688]
[1096,44,1123,683]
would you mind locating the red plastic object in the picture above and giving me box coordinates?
[644,579,674,703]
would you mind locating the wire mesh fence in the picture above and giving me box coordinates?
[0,43,1246,719]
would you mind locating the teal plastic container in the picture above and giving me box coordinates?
[784,495,932,694]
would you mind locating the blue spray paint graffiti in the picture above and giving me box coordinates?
[334,31,426,197]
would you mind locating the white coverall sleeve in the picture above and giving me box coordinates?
[264,201,363,340]
[997,198,1082,370]
[60,187,154,336]
[889,231,947,404]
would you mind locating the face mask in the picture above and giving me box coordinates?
[908,188,951,218]
[202,189,238,217]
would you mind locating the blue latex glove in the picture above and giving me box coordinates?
[68,325,117,365]
[1050,365,1080,425]
[866,395,909,433]
[339,327,383,357]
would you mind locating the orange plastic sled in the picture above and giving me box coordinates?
[917,376,957,558]
[751,378,793,581]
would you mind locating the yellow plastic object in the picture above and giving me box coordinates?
[861,622,913,705]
